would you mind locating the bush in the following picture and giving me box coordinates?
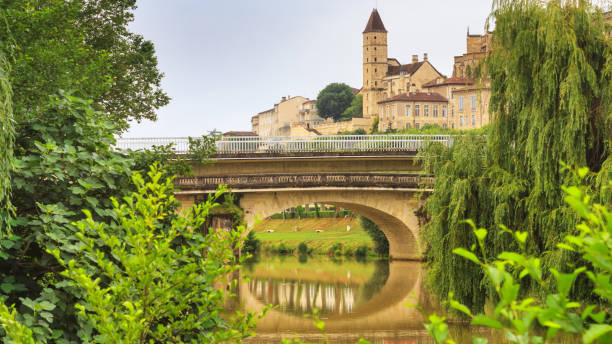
[343,246,353,256]
[38,165,264,343]
[276,243,293,255]
[298,242,309,255]
[243,231,261,255]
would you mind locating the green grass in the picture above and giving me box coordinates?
[252,217,374,254]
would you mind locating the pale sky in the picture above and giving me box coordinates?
[124,0,493,138]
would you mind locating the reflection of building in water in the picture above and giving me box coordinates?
[248,279,361,315]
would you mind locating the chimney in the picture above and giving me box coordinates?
[423,53,428,62]
[281,96,287,102]
[412,55,418,63]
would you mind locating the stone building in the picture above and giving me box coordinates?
[364,8,492,131]
[251,96,324,136]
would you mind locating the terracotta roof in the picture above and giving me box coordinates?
[378,92,448,104]
[386,62,423,77]
[223,131,258,137]
[351,87,361,94]
[452,86,490,92]
[363,9,387,33]
[423,77,474,88]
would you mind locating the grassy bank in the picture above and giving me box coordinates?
[251,217,375,256]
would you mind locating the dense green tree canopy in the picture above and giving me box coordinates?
[0,0,169,125]
[316,83,355,121]
[340,94,363,121]
[424,0,612,312]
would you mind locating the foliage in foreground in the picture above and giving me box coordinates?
[423,0,612,312]
[3,165,264,343]
[421,171,612,344]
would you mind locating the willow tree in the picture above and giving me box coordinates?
[0,53,13,234]
[424,0,612,312]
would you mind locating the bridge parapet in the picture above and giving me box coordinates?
[117,135,454,156]
[175,173,433,192]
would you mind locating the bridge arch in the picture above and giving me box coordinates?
[239,189,424,260]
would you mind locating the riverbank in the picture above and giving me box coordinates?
[251,217,375,255]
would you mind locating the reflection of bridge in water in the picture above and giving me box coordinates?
[248,278,364,316]
[241,261,424,342]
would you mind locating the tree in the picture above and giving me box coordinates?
[359,216,388,256]
[316,83,355,121]
[0,0,169,125]
[423,0,612,313]
[340,94,363,121]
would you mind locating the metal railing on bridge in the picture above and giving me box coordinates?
[116,135,454,155]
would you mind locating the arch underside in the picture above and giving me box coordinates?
[239,189,424,260]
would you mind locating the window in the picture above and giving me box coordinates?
[415,105,420,116]
[416,123,420,129]
[374,81,377,86]
[459,96,464,111]
[471,95,476,110]
[433,105,438,117]
[386,106,390,118]
[379,106,383,116]
[366,68,368,73]
[406,105,411,117]
[374,36,377,39]
[472,115,476,125]
[406,123,411,129]
[460,116,464,126]
[452,122,455,129]
[406,83,410,90]
[424,105,429,117]
[443,106,447,117]
[374,47,377,50]
[451,88,456,99]
[451,107,454,117]
[374,57,377,62]
[374,68,377,73]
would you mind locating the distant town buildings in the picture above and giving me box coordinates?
[251,8,492,136]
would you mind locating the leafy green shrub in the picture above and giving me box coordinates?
[343,246,353,256]
[243,231,261,255]
[298,242,309,255]
[43,165,265,343]
[276,243,293,255]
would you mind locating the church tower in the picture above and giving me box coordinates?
[362,9,388,119]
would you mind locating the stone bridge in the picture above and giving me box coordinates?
[117,135,448,260]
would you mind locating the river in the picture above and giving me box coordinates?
[235,255,492,344]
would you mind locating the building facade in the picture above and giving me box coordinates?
[364,9,491,131]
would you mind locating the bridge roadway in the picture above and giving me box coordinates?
[118,135,443,260]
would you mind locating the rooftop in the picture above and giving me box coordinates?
[363,9,387,33]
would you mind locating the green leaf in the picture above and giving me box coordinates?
[583,324,612,344]
[453,248,481,265]
[471,314,503,329]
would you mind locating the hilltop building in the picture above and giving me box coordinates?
[365,9,491,131]
[250,9,492,136]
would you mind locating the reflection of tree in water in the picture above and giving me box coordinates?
[246,259,390,317]
[359,259,389,302]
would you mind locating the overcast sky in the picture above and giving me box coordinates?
[124,0,493,138]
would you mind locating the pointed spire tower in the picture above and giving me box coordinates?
[362,9,388,119]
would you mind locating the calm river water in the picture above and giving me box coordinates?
[236,255,492,344]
